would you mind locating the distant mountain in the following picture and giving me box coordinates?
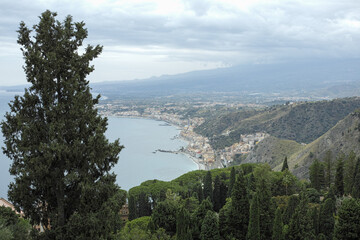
[243,109,360,179]
[196,97,360,149]
[90,58,360,98]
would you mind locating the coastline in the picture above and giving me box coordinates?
[105,114,208,170]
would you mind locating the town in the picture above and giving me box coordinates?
[97,102,268,169]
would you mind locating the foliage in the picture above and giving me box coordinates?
[333,198,360,240]
[309,159,325,191]
[318,198,335,240]
[203,171,213,203]
[200,211,220,240]
[281,157,289,172]
[0,207,32,240]
[246,193,260,240]
[1,11,123,239]
[151,200,179,236]
[272,207,284,240]
[335,154,345,197]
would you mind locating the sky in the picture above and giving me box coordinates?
[0,0,359,86]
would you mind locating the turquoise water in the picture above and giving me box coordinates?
[0,93,197,198]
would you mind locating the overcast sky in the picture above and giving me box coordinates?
[0,0,359,86]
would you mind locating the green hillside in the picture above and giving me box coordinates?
[195,97,360,149]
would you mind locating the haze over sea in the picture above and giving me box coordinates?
[0,92,197,199]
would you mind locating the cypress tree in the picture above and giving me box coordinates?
[128,195,137,221]
[192,198,213,240]
[257,177,274,240]
[309,159,325,191]
[203,171,213,203]
[227,171,249,240]
[310,207,319,237]
[351,158,360,198]
[213,175,221,212]
[200,210,220,240]
[228,167,236,197]
[333,198,360,239]
[247,193,260,240]
[334,155,345,197]
[344,151,356,195]
[287,193,314,240]
[1,10,123,239]
[219,178,228,210]
[318,198,335,240]
[281,156,289,171]
[324,151,333,188]
[283,195,299,225]
[272,207,284,240]
[176,206,192,240]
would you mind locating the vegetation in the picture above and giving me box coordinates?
[1,11,124,239]
[195,98,360,149]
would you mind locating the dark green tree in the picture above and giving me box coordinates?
[283,195,299,225]
[203,171,213,203]
[200,210,220,240]
[309,159,325,191]
[176,206,192,240]
[257,177,274,240]
[287,193,314,240]
[281,156,289,171]
[310,207,319,237]
[272,207,284,240]
[324,151,333,188]
[246,193,260,240]
[213,175,221,212]
[138,191,151,217]
[318,198,335,240]
[227,167,236,197]
[333,198,360,240]
[191,198,213,240]
[128,195,137,221]
[334,155,345,197]
[151,200,179,236]
[0,206,32,240]
[344,151,356,194]
[227,171,249,240]
[351,158,360,198]
[219,177,228,210]
[1,10,123,239]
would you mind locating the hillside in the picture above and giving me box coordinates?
[245,110,360,179]
[195,97,360,149]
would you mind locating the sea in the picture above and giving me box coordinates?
[0,92,197,199]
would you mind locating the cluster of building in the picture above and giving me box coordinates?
[97,103,268,169]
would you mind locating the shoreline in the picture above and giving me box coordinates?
[105,114,208,170]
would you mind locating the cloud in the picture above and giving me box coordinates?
[0,0,360,85]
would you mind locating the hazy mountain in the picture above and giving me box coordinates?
[90,58,360,98]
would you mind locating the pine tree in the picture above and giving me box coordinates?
[334,155,345,197]
[333,198,360,239]
[283,195,299,225]
[203,171,213,203]
[1,10,123,239]
[247,193,260,240]
[272,207,284,240]
[213,175,221,212]
[176,206,192,240]
[200,210,220,240]
[281,156,289,171]
[310,207,319,237]
[228,167,236,197]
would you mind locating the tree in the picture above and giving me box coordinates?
[176,206,192,240]
[213,175,221,212]
[200,210,220,240]
[344,151,356,195]
[324,151,333,188]
[227,171,249,240]
[203,171,213,203]
[318,198,335,240]
[247,193,260,240]
[334,155,345,197]
[151,200,179,236]
[283,195,299,225]
[333,198,360,240]
[191,198,213,240]
[128,195,137,221]
[272,207,284,240]
[1,11,123,239]
[281,156,289,172]
[351,158,360,198]
[227,167,236,197]
[257,177,274,240]
[309,159,325,191]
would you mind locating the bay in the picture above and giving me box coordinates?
[0,92,197,199]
